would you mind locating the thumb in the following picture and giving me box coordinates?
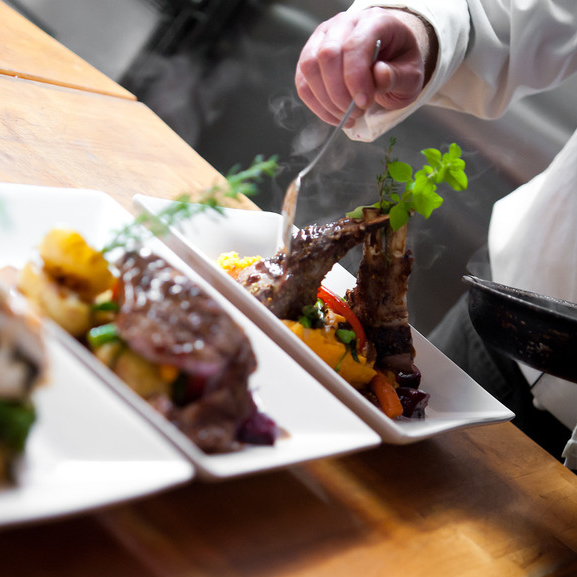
[373,61,423,110]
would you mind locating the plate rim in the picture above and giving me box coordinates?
[0,183,381,486]
[133,193,515,442]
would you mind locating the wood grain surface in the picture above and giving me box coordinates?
[0,1,134,99]
[0,75,256,212]
[3,424,577,576]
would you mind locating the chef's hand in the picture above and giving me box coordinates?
[295,8,438,126]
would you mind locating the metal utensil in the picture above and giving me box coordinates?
[463,274,577,384]
[278,39,382,254]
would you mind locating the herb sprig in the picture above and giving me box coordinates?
[347,138,468,230]
[102,155,278,254]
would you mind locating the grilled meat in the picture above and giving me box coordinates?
[115,248,258,453]
[236,206,426,417]
[346,209,421,387]
[236,213,390,320]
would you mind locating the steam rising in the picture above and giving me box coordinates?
[123,2,516,334]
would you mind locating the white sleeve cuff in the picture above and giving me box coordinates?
[563,428,577,469]
[344,0,470,142]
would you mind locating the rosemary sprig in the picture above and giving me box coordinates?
[102,155,278,254]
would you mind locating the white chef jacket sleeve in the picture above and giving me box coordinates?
[344,0,470,142]
[346,0,577,142]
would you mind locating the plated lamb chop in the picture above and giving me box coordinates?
[346,210,429,417]
[234,210,428,419]
[236,212,390,320]
[346,208,420,386]
[234,141,467,419]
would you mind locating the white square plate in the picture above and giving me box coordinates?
[0,183,380,489]
[134,195,515,443]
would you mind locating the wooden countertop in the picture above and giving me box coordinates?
[0,74,255,211]
[4,423,577,576]
[0,1,135,100]
[1,5,577,576]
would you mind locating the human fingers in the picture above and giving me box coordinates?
[341,8,426,112]
[295,69,344,126]
[296,8,432,124]
[373,56,424,110]
[296,13,358,125]
[372,10,431,110]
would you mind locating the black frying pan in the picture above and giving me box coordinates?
[463,275,577,384]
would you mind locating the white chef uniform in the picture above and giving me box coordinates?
[345,0,577,465]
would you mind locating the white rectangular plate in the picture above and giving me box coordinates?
[0,183,380,488]
[0,324,195,529]
[134,194,515,443]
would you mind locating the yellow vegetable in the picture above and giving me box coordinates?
[92,341,124,368]
[283,320,376,388]
[216,251,262,279]
[17,261,92,337]
[38,228,115,300]
[102,346,173,399]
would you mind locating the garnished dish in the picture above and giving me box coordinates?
[0,181,382,519]
[135,193,515,445]
[0,288,46,482]
[226,140,468,420]
[16,229,277,453]
[7,158,285,454]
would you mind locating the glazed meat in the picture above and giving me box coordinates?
[236,213,390,320]
[346,209,421,387]
[234,206,428,418]
[115,248,257,453]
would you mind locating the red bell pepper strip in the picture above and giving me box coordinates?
[317,285,366,350]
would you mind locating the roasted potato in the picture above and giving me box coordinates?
[97,344,173,399]
[38,228,115,300]
[17,261,92,337]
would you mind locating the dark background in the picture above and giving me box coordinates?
[7,0,577,335]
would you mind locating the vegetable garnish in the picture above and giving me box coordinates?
[370,371,403,419]
[317,285,366,350]
[298,299,325,329]
[102,155,279,254]
[87,322,120,348]
[347,138,468,230]
[0,400,36,453]
[92,301,119,312]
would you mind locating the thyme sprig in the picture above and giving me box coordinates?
[102,154,278,254]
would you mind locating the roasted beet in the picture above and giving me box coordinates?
[395,365,422,388]
[237,409,278,446]
[397,387,430,419]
